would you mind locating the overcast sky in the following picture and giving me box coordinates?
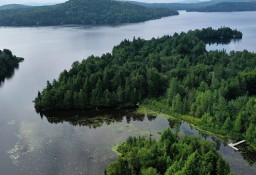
[0,0,65,5]
[0,0,209,6]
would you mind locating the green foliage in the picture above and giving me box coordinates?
[107,128,231,175]
[171,93,182,113]
[141,167,159,175]
[222,117,232,131]
[240,69,256,95]
[35,27,256,147]
[191,27,242,42]
[0,0,178,26]
[0,49,23,83]
[234,115,242,133]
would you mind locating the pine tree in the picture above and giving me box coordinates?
[172,93,182,113]
[234,115,242,133]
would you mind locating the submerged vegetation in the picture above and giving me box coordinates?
[0,49,23,84]
[34,27,256,148]
[107,128,231,175]
[37,108,157,128]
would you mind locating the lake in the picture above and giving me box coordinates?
[0,11,256,175]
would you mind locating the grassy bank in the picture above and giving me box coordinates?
[136,101,238,140]
[112,144,121,156]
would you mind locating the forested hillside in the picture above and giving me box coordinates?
[128,0,251,11]
[0,0,178,26]
[0,4,31,10]
[0,49,24,83]
[107,128,231,175]
[34,27,256,148]
[188,2,256,12]
[128,1,215,10]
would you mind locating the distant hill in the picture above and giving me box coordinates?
[213,0,252,2]
[0,0,178,26]
[129,1,214,10]
[188,1,256,12]
[128,0,252,11]
[0,4,31,10]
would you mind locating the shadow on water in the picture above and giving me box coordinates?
[0,64,19,87]
[205,38,241,45]
[36,108,256,173]
[236,143,256,166]
[206,38,242,52]
[36,108,157,129]
[167,118,256,167]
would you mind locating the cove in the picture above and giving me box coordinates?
[0,11,256,175]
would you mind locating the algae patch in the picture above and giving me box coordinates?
[7,121,51,166]
[7,120,16,126]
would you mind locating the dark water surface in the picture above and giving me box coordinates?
[0,11,256,175]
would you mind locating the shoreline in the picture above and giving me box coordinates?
[136,106,233,140]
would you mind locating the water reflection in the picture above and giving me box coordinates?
[0,64,19,87]
[38,109,256,172]
[164,118,256,170]
[206,38,242,52]
[205,38,241,45]
[37,108,157,128]
[0,11,256,175]
[236,143,256,166]
[8,109,168,175]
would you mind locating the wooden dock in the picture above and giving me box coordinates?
[228,140,246,151]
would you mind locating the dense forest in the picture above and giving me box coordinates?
[0,49,23,84]
[34,27,256,148]
[107,128,231,175]
[0,0,178,26]
[188,1,256,12]
[0,4,31,11]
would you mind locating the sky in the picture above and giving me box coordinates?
[0,0,209,6]
[0,0,65,5]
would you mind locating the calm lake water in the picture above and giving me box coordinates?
[0,11,256,175]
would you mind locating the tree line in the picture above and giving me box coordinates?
[187,2,256,12]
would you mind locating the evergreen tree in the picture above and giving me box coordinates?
[172,93,182,113]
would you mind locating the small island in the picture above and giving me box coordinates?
[34,27,256,149]
[0,49,24,83]
[0,0,178,26]
[107,128,231,175]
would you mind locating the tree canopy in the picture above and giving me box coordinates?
[0,49,23,84]
[34,27,243,110]
[107,128,231,175]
